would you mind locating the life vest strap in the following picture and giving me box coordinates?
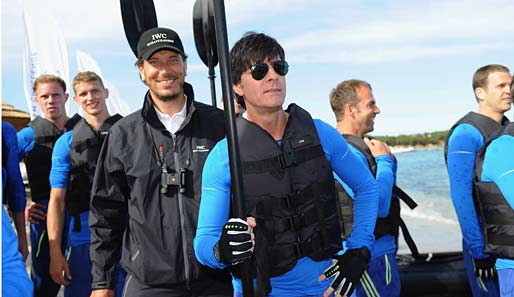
[242,145,324,174]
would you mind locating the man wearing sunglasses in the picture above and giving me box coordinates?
[195,32,378,297]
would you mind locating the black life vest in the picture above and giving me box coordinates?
[67,114,122,232]
[25,114,81,201]
[233,104,341,289]
[444,111,510,164]
[474,123,514,259]
[336,135,417,240]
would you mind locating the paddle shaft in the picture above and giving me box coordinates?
[212,1,255,296]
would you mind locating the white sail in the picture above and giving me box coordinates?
[76,50,132,116]
[22,0,71,119]
[104,81,133,116]
[76,50,104,79]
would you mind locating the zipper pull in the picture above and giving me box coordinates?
[160,145,168,194]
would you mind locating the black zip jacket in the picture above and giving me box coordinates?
[89,83,231,294]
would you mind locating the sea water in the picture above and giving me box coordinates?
[395,147,462,254]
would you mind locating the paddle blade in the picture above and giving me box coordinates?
[120,0,158,57]
[193,0,218,67]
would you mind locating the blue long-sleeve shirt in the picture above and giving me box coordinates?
[16,126,36,161]
[2,122,26,212]
[338,144,396,260]
[49,131,90,247]
[194,119,378,295]
[481,133,514,271]
[447,124,487,259]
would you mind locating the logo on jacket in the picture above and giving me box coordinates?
[193,145,210,153]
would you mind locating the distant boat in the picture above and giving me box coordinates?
[391,146,416,154]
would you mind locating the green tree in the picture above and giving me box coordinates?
[370,130,449,147]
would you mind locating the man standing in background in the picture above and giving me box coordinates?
[445,64,512,296]
[329,79,407,296]
[18,74,80,297]
[47,71,125,297]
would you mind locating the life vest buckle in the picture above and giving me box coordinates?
[287,212,306,231]
[279,150,297,168]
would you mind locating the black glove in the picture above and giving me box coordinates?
[214,218,254,265]
[473,257,496,279]
[323,247,370,296]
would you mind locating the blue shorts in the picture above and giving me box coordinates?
[498,269,514,297]
[30,220,61,297]
[355,253,400,297]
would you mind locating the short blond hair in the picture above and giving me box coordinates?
[32,74,66,94]
[72,71,105,93]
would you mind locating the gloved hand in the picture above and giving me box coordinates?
[473,257,496,279]
[320,247,370,297]
[214,218,255,266]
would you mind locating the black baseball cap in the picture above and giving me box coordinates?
[137,27,186,60]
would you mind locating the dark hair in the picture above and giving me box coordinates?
[230,32,285,108]
[230,32,285,85]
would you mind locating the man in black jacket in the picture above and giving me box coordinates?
[89,27,231,297]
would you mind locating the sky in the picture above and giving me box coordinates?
[2,0,514,136]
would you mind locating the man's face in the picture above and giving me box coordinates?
[480,71,512,114]
[233,57,286,114]
[353,85,380,134]
[73,80,109,117]
[138,50,187,102]
[35,82,68,121]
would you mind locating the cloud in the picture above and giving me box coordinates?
[288,42,514,64]
[282,0,514,63]
[187,63,210,73]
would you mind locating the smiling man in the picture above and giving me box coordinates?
[46,71,125,297]
[329,79,411,297]
[88,27,231,297]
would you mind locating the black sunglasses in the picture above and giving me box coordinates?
[249,60,289,80]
